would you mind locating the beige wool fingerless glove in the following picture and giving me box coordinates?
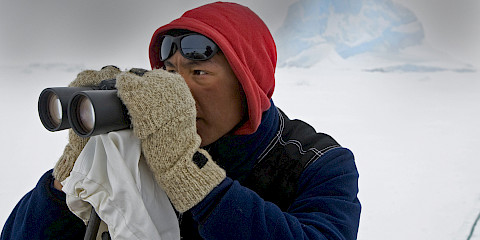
[53,66,122,182]
[116,69,226,213]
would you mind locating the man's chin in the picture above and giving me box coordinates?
[198,133,217,148]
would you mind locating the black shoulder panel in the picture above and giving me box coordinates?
[243,108,340,210]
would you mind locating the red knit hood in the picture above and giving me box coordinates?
[149,2,276,135]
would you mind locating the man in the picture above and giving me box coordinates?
[2,2,361,239]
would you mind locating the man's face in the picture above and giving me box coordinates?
[163,51,246,147]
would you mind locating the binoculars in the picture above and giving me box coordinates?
[38,79,130,137]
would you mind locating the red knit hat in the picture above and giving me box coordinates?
[149,2,276,135]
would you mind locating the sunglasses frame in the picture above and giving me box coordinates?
[159,33,219,62]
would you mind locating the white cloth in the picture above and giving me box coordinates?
[61,130,180,240]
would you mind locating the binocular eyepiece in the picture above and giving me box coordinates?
[38,79,130,137]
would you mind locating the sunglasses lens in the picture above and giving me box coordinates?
[181,35,217,60]
[160,36,174,61]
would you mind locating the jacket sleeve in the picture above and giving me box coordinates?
[191,147,361,240]
[1,169,86,240]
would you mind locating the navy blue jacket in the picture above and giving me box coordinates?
[2,101,361,239]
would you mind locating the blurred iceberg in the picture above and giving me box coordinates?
[275,0,475,72]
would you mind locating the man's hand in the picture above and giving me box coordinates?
[116,69,226,212]
[53,179,63,191]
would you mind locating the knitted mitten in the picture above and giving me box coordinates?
[53,66,122,182]
[116,69,226,212]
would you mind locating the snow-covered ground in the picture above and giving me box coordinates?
[0,58,479,239]
[275,64,480,240]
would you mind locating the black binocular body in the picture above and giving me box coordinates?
[38,79,131,137]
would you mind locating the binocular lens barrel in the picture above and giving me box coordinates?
[74,95,96,134]
[68,90,130,138]
[38,84,130,137]
[38,87,92,131]
[47,92,62,127]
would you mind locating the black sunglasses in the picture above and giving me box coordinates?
[160,33,219,61]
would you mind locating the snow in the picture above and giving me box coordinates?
[1,57,479,239]
[274,63,480,240]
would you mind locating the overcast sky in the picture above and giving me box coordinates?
[0,0,295,69]
[1,0,479,70]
